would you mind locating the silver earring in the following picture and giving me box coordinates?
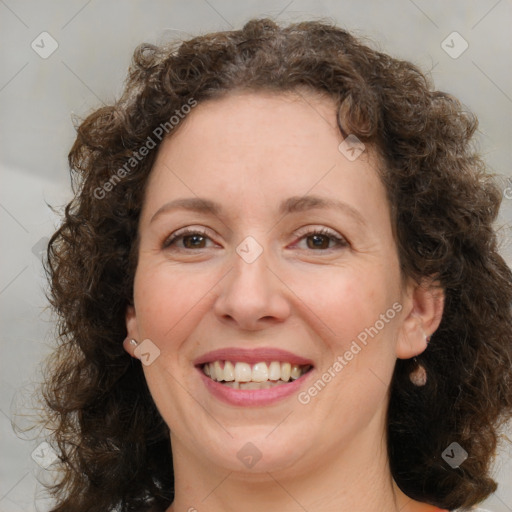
[129,339,138,347]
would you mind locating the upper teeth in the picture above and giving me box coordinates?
[203,361,310,383]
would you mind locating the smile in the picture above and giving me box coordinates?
[194,347,315,405]
[202,360,313,389]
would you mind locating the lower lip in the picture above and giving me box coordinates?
[197,367,314,406]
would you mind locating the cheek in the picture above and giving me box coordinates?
[133,260,219,346]
[290,264,396,344]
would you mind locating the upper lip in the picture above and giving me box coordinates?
[193,347,314,366]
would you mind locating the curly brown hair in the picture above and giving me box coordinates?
[42,17,512,512]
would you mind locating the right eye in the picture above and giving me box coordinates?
[162,227,217,250]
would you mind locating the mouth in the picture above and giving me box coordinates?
[193,347,315,406]
[201,360,313,390]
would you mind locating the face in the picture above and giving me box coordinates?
[125,91,432,478]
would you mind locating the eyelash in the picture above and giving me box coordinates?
[293,227,349,250]
[162,226,349,251]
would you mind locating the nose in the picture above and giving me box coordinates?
[213,245,291,331]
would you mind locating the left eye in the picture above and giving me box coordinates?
[294,229,348,250]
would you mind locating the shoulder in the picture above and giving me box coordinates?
[451,509,494,512]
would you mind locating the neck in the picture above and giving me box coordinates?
[166,409,420,512]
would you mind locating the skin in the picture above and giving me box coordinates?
[125,91,445,512]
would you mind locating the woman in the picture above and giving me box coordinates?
[43,18,512,512]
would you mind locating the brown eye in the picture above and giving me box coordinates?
[182,234,207,249]
[163,228,214,250]
[306,234,331,250]
[293,227,348,251]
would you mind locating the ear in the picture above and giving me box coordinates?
[124,305,141,357]
[396,276,445,359]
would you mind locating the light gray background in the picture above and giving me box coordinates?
[1,1,511,511]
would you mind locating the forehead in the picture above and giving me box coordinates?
[141,91,386,222]
[160,90,340,155]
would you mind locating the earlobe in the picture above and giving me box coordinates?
[396,277,445,360]
[124,305,140,357]
[123,337,140,357]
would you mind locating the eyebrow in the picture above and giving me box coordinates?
[150,197,221,224]
[278,196,366,226]
[150,195,366,227]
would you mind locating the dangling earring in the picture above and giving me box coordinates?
[409,334,431,386]
[409,358,427,386]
